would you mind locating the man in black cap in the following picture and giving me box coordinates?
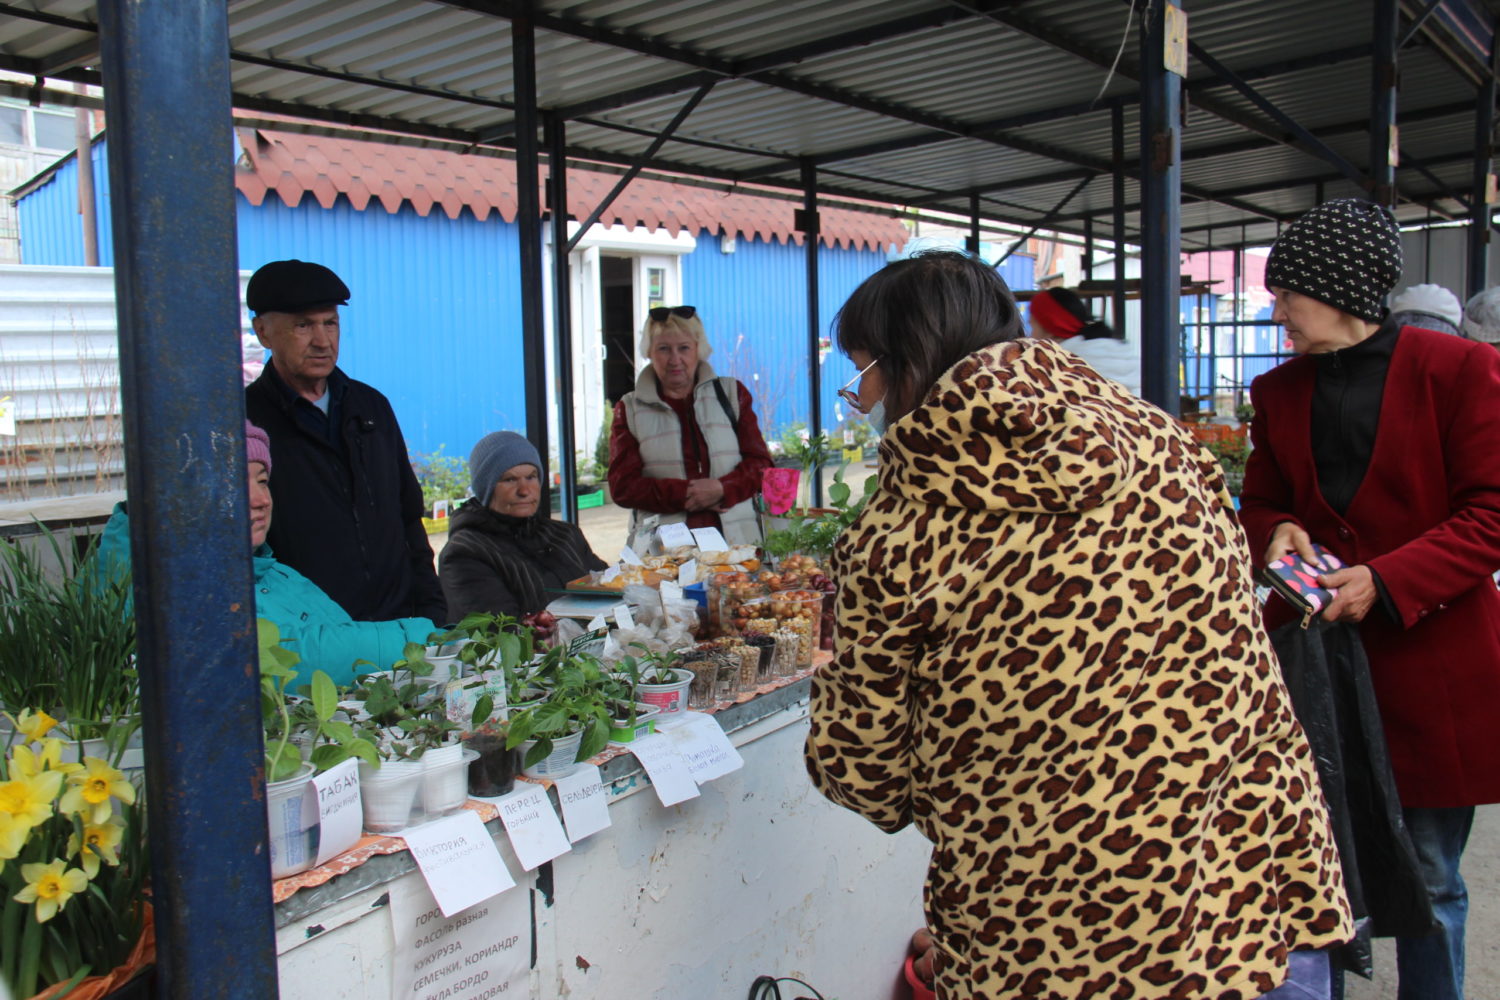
[244,259,446,625]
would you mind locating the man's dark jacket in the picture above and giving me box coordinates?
[246,363,446,624]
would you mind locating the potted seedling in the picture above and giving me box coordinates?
[261,620,379,878]
[505,653,614,779]
[461,694,519,797]
[619,645,694,717]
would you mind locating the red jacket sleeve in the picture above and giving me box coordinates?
[1367,347,1500,627]
[716,381,773,508]
[607,399,690,515]
[1237,376,1302,568]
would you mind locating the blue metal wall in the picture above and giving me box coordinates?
[682,233,890,438]
[15,140,113,266]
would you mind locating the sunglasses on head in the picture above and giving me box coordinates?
[648,305,697,322]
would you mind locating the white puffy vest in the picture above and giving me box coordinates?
[621,362,761,548]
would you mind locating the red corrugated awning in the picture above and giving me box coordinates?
[234,128,908,253]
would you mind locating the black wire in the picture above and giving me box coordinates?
[746,975,828,1000]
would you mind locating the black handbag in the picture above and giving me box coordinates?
[1269,619,1437,977]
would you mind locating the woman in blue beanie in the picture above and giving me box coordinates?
[96,421,439,687]
[438,431,607,621]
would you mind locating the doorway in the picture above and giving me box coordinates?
[600,255,636,404]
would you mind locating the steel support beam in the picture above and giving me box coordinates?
[1112,102,1128,334]
[801,161,823,507]
[1471,32,1498,297]
[995,175,1092,266]
[1139,1,1182,415]
[95,2,278,997]
[513,10,550,508]
[563,82,715,254]
[1371,0,1400,206]
[547,113,578,523]
[968,193,982,255]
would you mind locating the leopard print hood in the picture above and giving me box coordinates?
[878,337,1151,514]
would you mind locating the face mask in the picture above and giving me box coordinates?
[868,399,888,437]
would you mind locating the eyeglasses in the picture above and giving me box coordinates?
[837,356,883,413]
[648,305,697,322]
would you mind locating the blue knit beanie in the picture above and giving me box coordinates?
[469,431,541,505]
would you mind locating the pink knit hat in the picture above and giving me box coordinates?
[245,420,272,472]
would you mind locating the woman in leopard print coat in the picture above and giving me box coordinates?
[805,252,1352,999]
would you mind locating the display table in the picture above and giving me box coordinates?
[272,674,933,1000]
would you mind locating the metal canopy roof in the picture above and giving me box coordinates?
[1,0,1495,251]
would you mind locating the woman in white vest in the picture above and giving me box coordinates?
[607,306,772,549]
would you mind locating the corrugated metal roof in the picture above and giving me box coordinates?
[1,0,1495,251]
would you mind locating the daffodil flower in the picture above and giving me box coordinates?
[14,859,88,922]
[0,814,29,860]
[6,708,58,743]
[60,757,135,825]
[67,818,123,878]
[8,738,79,780]
[0,770,65,832]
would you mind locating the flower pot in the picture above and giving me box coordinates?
[904,954,936,1000]
[518,729,585,780]
[359,759,423,833]
[635,667,694,717]
[422,746,479,816]
[607,702,661,745]
[464,732,519,797]
[267,762,320,879]
[424,642,467,684]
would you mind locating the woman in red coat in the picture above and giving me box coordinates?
[1240,198,1500,1000]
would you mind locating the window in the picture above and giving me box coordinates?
[0,106,23,146]
[32,110,75,151]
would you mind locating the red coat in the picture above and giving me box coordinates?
[1240,326,1500,808]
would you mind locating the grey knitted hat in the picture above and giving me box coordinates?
[469,431,541,506]
[1265,198,1403,322]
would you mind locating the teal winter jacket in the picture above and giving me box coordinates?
[97,504,437,688]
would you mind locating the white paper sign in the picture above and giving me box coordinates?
[586,612,608,632]
[666,714,744,783]
[629,733,700,807]
[659,580,684,601]
[388,870,529,1000]
[678,558,698,585]
[495,783,571,870]
[311,758,363,865]
[600,565,622,583]
[657,522,695,549]
[690,526,728,552]
[402,810,515,917]
[613,602,635,630]
[552,765,611,843]
[619,544,645,566]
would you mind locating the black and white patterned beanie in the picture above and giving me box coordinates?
[1265,198,1403,322]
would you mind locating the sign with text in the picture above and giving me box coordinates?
[689,526,728,552]
[628,733,700,807]
[612,602,635,630]
[311,758,363,865]
[389,870,529,1000]
[403,810,515,917]
[665,714,744,784]
[657,521,694,549]
[494,783,571,871]
[553,765,611,842]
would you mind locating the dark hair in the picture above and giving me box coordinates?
[1041,287,1117,341]
[834,251,1023,420]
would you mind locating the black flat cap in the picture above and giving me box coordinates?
[246,259,351,315]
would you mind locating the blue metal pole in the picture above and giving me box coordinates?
[513,9,550,511]
[1469,21,1497,298]
[800,160,822,507]
[95,1,278,997]
[546,112,578,523]
[1139,0,1184,416]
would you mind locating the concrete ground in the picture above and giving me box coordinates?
[1346,805,1498,1000]
[440,489,1500,999]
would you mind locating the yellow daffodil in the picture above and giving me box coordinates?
[0,769,64,830]
[0,813,29,860]
[60,757,135,824]
[7,738,80,780]
[14,859,88,922]
[67,818,123,878]
[7,708,58,743]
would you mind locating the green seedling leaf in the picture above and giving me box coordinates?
[310,671,337,722]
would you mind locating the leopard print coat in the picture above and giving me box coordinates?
[806,339,1351,999]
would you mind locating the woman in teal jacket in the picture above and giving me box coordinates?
[97,421,438,688]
